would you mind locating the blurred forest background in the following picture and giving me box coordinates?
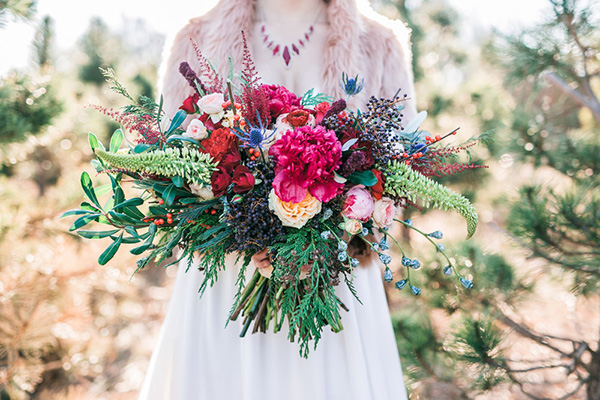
[0,0,598,399]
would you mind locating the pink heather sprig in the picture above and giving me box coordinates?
[240,31,270,127]
[190,38,223,93]
[87,105,164,145]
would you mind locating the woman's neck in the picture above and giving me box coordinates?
[256,0,327,25]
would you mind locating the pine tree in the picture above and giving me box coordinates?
[0,0,36,26]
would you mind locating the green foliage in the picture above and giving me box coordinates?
[300,88,333,107]
[0,72,62,145]
[78,18,121,86]
[384,160,478,238]
[33,15,53,69]
[0,0,36,26]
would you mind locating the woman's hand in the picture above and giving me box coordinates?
[252,248,271,269]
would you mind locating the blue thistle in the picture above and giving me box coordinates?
[232,111,276,149]
[340,72,364,96]
[428,230,443,239]
[460,278,474,289]
[384,268,393,282]
[410,285,422,296]
[395,280,407,290]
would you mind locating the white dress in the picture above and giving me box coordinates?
[138,253,408,400]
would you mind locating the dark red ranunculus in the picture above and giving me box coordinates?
[211,166,232,197]
[370,169,385,200]
[200,128,238,163]
[219,147,241,173]
[284,109,311,127]
[232,165,255,194]
[180,93,199,114]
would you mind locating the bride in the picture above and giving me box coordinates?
[139,0,417,399]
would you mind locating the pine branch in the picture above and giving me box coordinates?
[542,71,600,124]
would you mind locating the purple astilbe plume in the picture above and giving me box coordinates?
[240,31,270,127]
[189,38,223,93]
[323,99,347,120]
[338,151,368,177]
[179,61,205,95]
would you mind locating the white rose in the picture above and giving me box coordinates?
[344,219,363,235]
[189,183,215,201]
[184,119,208,140]
[372,197,397,228]
[197,93,225,115]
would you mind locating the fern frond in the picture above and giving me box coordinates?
[384,160,478,238]
[95,148,216,185]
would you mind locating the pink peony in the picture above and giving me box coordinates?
[269,125,343,203]
[262,84,301,119]
[372,197,397,228]
[342,185,375,222]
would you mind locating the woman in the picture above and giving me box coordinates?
[139,0,417,399]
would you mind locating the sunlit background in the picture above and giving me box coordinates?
[1,0,599,399]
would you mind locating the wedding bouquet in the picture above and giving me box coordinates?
[64,39,482,356]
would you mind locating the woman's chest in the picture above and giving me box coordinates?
[249,22,328,95]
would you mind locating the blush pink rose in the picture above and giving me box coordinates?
[342,185,374,222]
[197,93,225,115]
[372,197,397,228]
[184,119,208,140]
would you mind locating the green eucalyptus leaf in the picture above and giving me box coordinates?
[95,184,112,197]
[70,213,101,231]
[346,170,377,187]
[171,176,184,188]
[113,197,144,210]
[61,209,95,218]
[88,132,104,152]
[77,229,121,239]
[166,110,187,135]
[163,184,177,207]
[108,210,144,225]
[130,243,151,255]
[134,143,153,153]
[81,171,100,207]
[98,233,123,265]
[109,129,124,153]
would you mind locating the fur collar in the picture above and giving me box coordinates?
[196,0,363,98]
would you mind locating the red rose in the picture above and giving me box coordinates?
[284,109,311,127]
[211,166,232,197]
[370,169,385,200]
[180,93,199,114]
[232,165,255,194]
[201,128,238,163]
[314,102,331,124]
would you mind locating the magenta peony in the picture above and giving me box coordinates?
[262,84,301,119]
[269,125,343,203]
[342,185,375,222]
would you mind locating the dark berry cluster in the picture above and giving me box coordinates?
[226,161,285,253]
[360,95,407,165]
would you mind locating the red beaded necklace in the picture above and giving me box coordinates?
[258,5,324,69]
[259,23,315,69]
